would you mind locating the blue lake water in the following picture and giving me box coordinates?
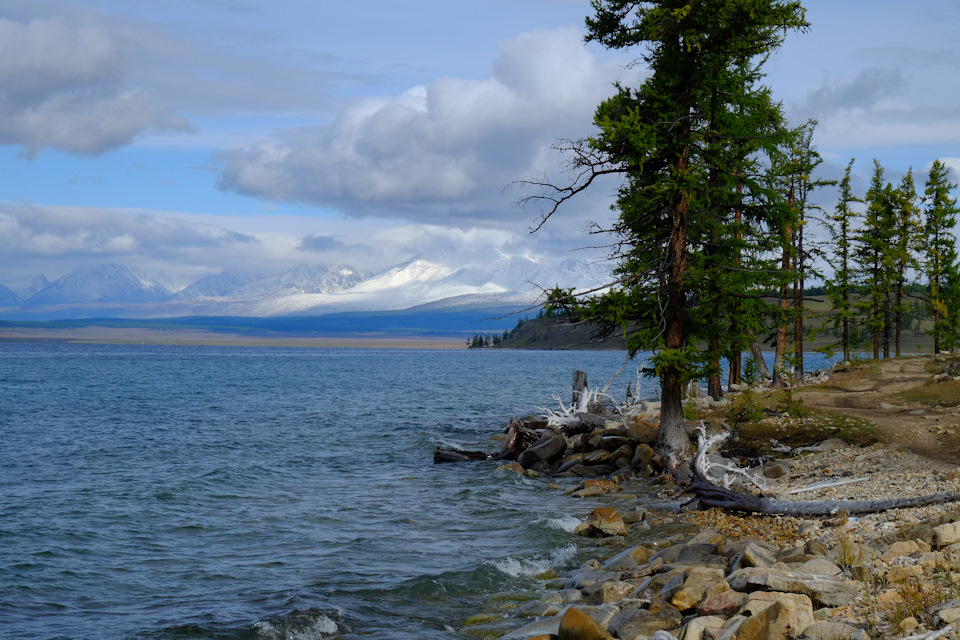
[0,344,833,639]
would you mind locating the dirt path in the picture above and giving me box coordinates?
[794,357,960,465]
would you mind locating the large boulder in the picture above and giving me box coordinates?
[518,434,568,468]
[557,607,613,640]
[575,507,629,538]
[727,567,858,608]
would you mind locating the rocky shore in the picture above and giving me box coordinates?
[457,359,960,640]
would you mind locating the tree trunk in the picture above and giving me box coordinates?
[685,470,960,515]
[794,220,804,378]
[572,370,588,409]
[750,340,771,380]
[728,352,741,388]
[708,332,723,399]
[774,206,793,387]
[895,284,903,358]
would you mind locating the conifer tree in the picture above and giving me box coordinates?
[522,0,808,468]
[923,160,960,354]
[824,158,861,363]
[856,160,894,359]
[889,169,921,357]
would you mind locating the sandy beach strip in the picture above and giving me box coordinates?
[0,326,468,349]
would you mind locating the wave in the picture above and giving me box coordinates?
[486,544,577,579]
[254,608,344,640]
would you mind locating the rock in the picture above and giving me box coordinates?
[670,567,727,611]
[621,508,647,525]
[681,615,727,640]
[764,462,791,479]
[885,564,923,583]
[797,621,861,640]
[499,614,564,640]
[933,521,960,547]
[726,567,858,607]
[606,608,682,639]
[814,438,848,451]
[603,545,651,570]
[796,558,842,576]
[898,616,919,633]
[731,600,796,640]
[738,540,779,569]
[741,591,815,636]
[557,606,613,640]
[584,579,635,604]
[948,469,960,481]
[575,507,629,538]
[572,478,622,498]
[565,562,617,590]
[520,601,562,617]
[935,604,960,625]
[880,540,921,562]
[698,589,748,617]
[518,434,568,468]
[874,588,903,607]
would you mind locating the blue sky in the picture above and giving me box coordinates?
[2,0,959,286]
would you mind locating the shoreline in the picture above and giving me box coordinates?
[0,326,468,349]
[467,356,960,639]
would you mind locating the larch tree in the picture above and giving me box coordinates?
[923,160,960,354]
[521,0,808,469]
[855,160,894,359]
[823,158,861,363]
[889,169,921,357]
[768,121,824,384]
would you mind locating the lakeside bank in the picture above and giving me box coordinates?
[458,356,960,640]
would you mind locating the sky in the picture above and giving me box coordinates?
[1,0,960,287]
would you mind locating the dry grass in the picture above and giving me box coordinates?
[898,379,960,408]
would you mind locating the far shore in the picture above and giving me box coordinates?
[0,326,469,349]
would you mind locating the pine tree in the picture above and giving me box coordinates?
[923,160,960,354]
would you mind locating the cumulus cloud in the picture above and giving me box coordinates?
[0,15,189,156]
[217,27,637,227]
[0,201,578,281]
[0,203,256,277]
[298,234,346,252]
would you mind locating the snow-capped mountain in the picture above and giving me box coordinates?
[0,283,19,306]
[21,264,169,309]
[1,256,611,320]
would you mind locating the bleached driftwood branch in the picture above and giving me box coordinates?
[684,425,960,516]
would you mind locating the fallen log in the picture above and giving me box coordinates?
[684,470,960,516]
[433,449,489,464]
[491,418,540,460]
[682,424,960,516]
[548,413,608,437]
[434,418,541,464]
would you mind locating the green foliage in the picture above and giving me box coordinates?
[773,388,808,418]
[923,160,960,353]
[742,355,759,386]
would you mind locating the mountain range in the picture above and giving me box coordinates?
[0,256,610,322]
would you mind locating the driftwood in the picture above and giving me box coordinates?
[433,449,489,463]
[434,418,540,464]
[685,471,960,516]
[549,413,608,437]
[683,426,960,516]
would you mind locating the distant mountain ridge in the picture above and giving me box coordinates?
[0,256,611,321]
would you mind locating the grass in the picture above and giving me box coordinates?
[885,578,950,629]
[898,378,960,407]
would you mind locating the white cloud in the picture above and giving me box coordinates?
[217,27,638,227]
[0,15,190,156]
[0,202,579,282]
